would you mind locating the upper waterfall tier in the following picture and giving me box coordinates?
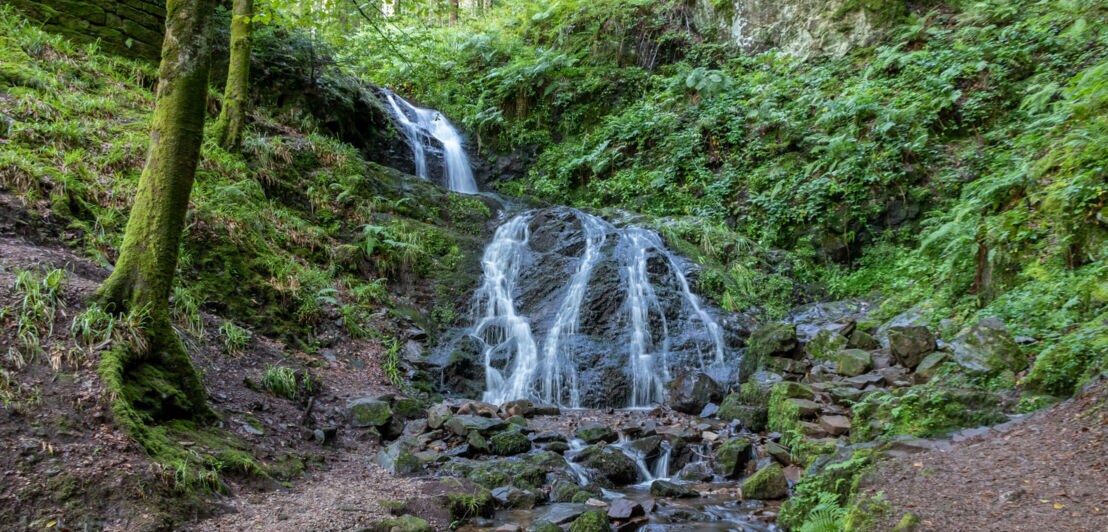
[382,89,478,194]
[440,207,744,409]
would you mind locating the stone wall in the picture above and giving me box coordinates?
[10,0,165,59]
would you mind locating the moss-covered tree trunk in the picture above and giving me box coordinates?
[214,0,253,151]
[97,0,217,424]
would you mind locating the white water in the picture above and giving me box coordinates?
[472,208,727,408]
[538,212,607,406]
[382,89,478,194]
[472,214,539,405]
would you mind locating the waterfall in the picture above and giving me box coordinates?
[467,207,729,408]
[538,212,607,407]
[472,214,539,405]
[382,89,478,194]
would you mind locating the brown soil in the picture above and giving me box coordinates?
[0,200,457,530]
[866,383,1108,531]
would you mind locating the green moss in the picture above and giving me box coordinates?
[741,464,788,500]
[446,489,493,522]
[489,429,532,456]
[569,509,609,532]
[850,385,1005,441]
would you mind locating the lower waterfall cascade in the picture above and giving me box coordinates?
[458,207,741,409]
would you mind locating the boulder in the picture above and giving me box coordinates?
[741,463,788,499]
[764,441,791,464]
[806,329,849,360]
[607,498,644,519]
[376,440,422,474]
[787,398,821,418]
[573,445,640,486]
[569,509,610,532]
[501,399,535,418]
[848,329,880,350]
[624,435,662,458]
[533,503,590,526]
[491,486,538,509]
[457,401,500,417]
[764,356,808,375]
[835,349,873,377]
[818,415,851,436]
[717,397,767,431]
[392,398,426,421]
[427,402,452,429]
[887,325,936,368]
[714,436,753,478]
[347,399,393,428]
[776,381,815,400]
[445,415,508,436]
[914,351,949,382]
[649,479,699,498]
[667,371,724,414]
[747,322,798,359]
[676,462,715,482]
[949,318,1026,374]
[576,423,618,444]
[489,429,532,456]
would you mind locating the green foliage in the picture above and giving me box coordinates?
[261,365,315,401]
[7,268,67,367]
[780,450,875,530]
[219,320,252,355]
[850,384,1006,441]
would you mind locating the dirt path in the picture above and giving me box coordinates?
[867,383,1108,531]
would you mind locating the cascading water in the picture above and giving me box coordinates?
[382,89,478,194]
[471,214,539,405]
[465,207,731,409]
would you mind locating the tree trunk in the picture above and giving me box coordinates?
[214,0,253,152]
[450,0,459,23]
[97,0,216,423]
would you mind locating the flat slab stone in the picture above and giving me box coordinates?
[533,503,590,525]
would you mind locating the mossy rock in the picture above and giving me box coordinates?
[949,318,1026,375]
[741,464,788,500]
[347,399,393,428]
[649,479,699,498]
[575,423,617,444]
[568,509,610,532]
[367,515,432,532]
[775,381,815,400]
[718,393,768,431]
[574,445,639,486]
[835,349,873,377]
[714,436,753,478]
[376,440,422,475]
[913,352,949,382]
[748,322,798,359]
[489,429,532,456]
[392,398,427,420]
[807,329,848,360]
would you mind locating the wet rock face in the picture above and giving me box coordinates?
[692,0,902,59]
[667,371,725,414]
[433,206,746,408]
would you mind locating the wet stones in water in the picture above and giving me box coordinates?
[887,325,936,368]
[573,445,640,486]
[650,479,700,498]
[491,486,538,509]
[623,435,662,459]
[569,509,610,532]
[534,503,591,526]
[667,371,724,414]
[714,436,753,478]
[676,462,714,482]
[741,463,788,500]
[607,498,645,520]
[575,423,617,444]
